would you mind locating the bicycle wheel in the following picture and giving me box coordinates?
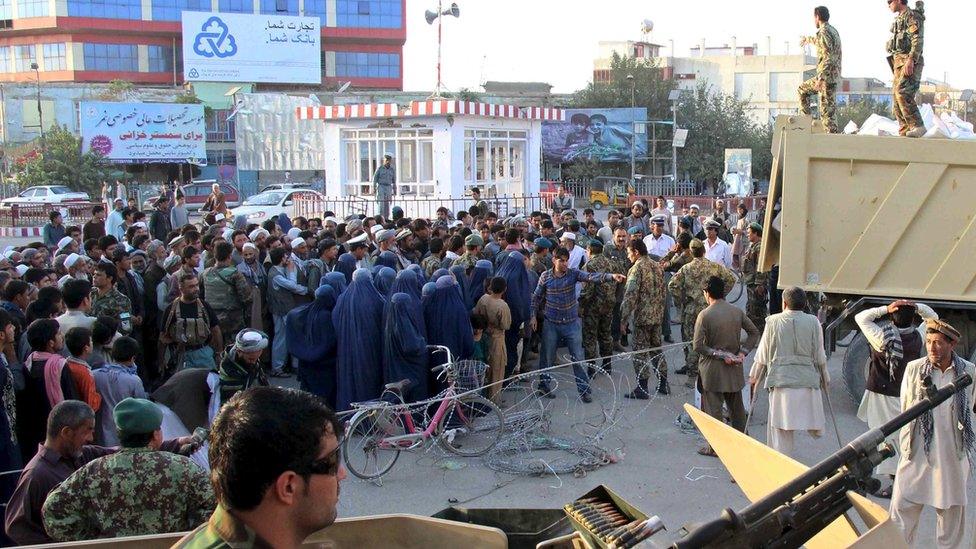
[343,407,406,480]
[727,270,745,303]
[436,395,505,457]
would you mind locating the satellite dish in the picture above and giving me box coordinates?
[449,3,459,17]
[641,19,654,34]
[425,9,438,24]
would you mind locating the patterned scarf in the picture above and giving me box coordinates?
[917,355,976,467]
[879,320,904,381]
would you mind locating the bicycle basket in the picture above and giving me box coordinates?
[449,360,489,393]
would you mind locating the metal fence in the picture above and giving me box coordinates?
[295,194,563,221]
[556,178,734,201]
[0,201,105,228]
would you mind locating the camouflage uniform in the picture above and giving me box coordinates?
[741,240,769,330]
[452,252,480,272]
[530,253,553,276]
[620,256,667,380]
[421,254,443,279]
[661,249,691,274]
[89,287,132,319]
[668,257,735,377]
[604,243,631,344]
[580,254,619,370]
[173,504,266,548]
[202,264,252,338]
[888,4,925,135]
[42,447,215,542]
[799,21,842,133]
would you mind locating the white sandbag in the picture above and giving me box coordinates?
[843,120,859,134]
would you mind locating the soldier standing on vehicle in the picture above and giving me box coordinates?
[668,239,735,387]
[620,240,668,398]
[798,6,842,133]
[887,0,926,137]
[202,242,252,339]
[741,223,769,329]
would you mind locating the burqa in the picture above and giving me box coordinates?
[375,251,398,270]
[450,265,472,310]
[333,268,385,411]
[430,268,450,283]
[336,253,358,284]
[374,266,396,296]
[467,259,494,306]
[405,263,427,284]
[287,285,339,408]
[383,292,429,403]
[390,269,423,305]
[277,213,293,234]
[497,253,532,377]
[322,271,348,295]
[424,276,474,366]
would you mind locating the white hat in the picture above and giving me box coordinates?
[57,236,74,251]
[286,227,302,240]
[448,220,462,229]
[560,232,576,241]
[213,213,226,222]
[134,221,148,229]
[346,233,368,246]
[690,204,700,210]
[242,242,258,252]
[168,235,185,247]
[248,228,269,241]
[221,228,234,241]
[370,224,384,236]
[65,253,84,269]
[324,216,338,225]
[14,265,28,277]
[235,329,269,352]
[290,237,306,248]
[163,255,181,270]
[2,250,16,260]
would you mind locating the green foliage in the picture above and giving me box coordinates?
[99,79,134,101]
[446,88,483,103]
[571,53,673,121]
[13,126,115,195]
[835,97,892,131]
[175,92,213,117]
[675,84,773,183]
[562,159,604,181]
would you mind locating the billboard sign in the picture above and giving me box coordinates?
[723,148,752,196]
[182,12,321,84]
[542,108,648,163]
[80,102,206,163]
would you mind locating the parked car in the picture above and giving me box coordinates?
[231,189,324,221]
[143,181,241,212]
[259,182,312,192]
[1,185,90,206]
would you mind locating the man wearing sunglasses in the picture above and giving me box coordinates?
[174,387,345,548]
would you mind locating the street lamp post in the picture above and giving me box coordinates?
[30,62,43,145]
[668,89,682,191]
[627,73,636,183]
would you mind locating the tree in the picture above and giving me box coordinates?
[571,53,673,121]
[834,97,892,132]
[13,125,115,195]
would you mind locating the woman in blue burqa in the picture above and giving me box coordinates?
[382,292,429,403]
[423,275,474,396]
[286,285,339,408]
[389,268,422,305]
[375,250,398,270]
[333,268,386,411]
[497,252,533,377]
[405,263,427,284]
[450,265,472,309]
[467,259,494,306]
[335,253,357,284]
[321,271,347,295]
[373,266,396,296]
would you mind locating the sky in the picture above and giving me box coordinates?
[402,0,973,94]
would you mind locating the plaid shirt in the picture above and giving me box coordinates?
[531,268,612,325]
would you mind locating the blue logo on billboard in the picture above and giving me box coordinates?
[188,68,199,78]
[193,16,237,58]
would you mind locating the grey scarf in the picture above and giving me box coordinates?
[879,320,904,381]
[917,355,976,467]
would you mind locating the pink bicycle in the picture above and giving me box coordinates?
[342,345,506,480]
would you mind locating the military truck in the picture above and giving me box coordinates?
[759,115,976,402]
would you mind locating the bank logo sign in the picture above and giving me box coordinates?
[182,12,320,84]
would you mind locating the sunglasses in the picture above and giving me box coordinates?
[303,439,343,477]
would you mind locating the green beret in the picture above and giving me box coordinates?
[113,398,163,436]
[464,234,484,247]
[689,238,705,251]
[749,222,763,233]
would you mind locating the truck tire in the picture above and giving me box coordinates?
[842,332,870,404]
[592,201,604,210]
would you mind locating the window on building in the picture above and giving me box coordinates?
[67,0,141,19]
[147,45,177,73]
[305,0,327,24]
[152,0,210,21]
[463,129,527,195]
[218,0,252,13]
[0,47,9,73]
[259,0,297,14]
[13,45,35,72]
[334,52,400,79]
[336,0,401,29]
[83,43,138,72]
[0,0,13,20]
[15,0,48,17]
[341,129,435,196]
[41,43,65,71]
[206,109,235,142]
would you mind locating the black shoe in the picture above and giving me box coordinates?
[620,334,629,346]
[536,384,556,399]
[656,377,671,395]
[675,366,690,375]
[581,393,593,403]
[664,336,674,344]
[624,378,650,400]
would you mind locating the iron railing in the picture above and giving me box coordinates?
[294,194,566,221]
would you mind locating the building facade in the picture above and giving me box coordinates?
[0,0,406,89]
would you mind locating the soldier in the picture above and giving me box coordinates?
[202,241,252,339]
[88,262,132,330]
[42,398,213,541]
[605,227,632,352]
[620,239,668,397]
[452,233,483,271]
[668,239,735,387]
[887,0,926,137]
[530,237,554,276]
[798,6,842,133]
[159,273,223,373]
[581,240,619,376]
[741,223,769,329]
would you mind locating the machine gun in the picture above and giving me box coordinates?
[673,373,973,549]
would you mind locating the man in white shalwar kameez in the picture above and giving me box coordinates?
[890,319,976,549]
[749,287,829,458]
[854,300,937,498]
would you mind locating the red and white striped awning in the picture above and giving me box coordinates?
[296,100,564,122]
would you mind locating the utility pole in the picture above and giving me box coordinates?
[627,74,636,183]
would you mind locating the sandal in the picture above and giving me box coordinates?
[876,486,893,499]
[697,446,718,457]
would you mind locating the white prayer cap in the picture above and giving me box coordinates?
[14,265,28,277]
[221,228,234,241]
[57,236,74,251]
[324,216,338,225]
[370,224,384,236]
[134,221,148,229]
[235,329,269,352]
[65,253,84,269]
[248,228,269,241]
[290,237,306,248]
[286,227,302,240]
[448,220,462,229]
[242,243,258,252]
[163,255,181,270]
[168,235,185,247]
[2,250,16,260]
[689,204,700,210]
[560,232,576,241]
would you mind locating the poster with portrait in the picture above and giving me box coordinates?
[723,148,752,196]
[542,108,647,163]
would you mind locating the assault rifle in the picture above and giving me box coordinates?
[673,373,973,549]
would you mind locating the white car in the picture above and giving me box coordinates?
[231,189,325,221]
[1,185,90,206]
[259,183,312,193]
